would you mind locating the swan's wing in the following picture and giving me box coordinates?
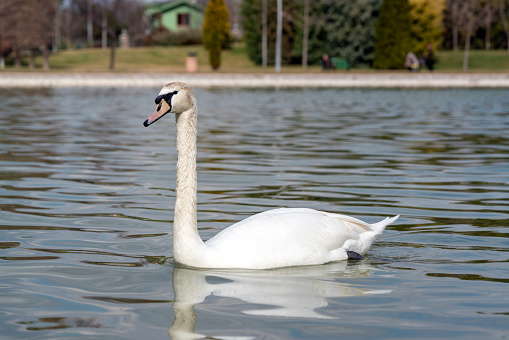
[204,208,386,268]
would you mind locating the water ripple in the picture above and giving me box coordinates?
[1,87,508,339]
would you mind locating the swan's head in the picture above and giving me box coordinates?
[143,82,195,127]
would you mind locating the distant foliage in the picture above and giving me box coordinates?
[296,0,382,67]
[374,0,413,69]
[241,0,297,65]
[202,0,231,69]
[409,0,444,56]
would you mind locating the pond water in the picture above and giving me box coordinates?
[1,86,508,339]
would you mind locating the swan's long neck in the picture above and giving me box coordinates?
[173,104,204,264]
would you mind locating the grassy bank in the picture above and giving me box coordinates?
[3,45,509,72]
[436,50,509,71]
[21,44,319,73]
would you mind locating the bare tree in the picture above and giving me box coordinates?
[448,0,462,51]
[2,0,29,68]
[25,0,56,69]
[97,0,147,70]
[498,0,509,52]
[460,0,481,70]
[0,1,14,68]
[482,0,496,50]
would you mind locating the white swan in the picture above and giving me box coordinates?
[143,82,398,269]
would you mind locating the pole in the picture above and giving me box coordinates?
[87,0,93,47]
[262,0,267,68]
[302,0,309,70]
[275,0,282,73]
[102,2,107,49]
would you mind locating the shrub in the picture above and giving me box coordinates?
[146,26,202,46]
[373,0,412,69]
[202,0,231,69]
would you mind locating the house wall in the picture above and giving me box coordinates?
[161,5,203,31]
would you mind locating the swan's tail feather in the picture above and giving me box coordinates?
[370,215,399,234]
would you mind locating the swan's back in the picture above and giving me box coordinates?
[202,208,397,269]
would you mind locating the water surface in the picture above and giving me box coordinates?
[1,87,508,339]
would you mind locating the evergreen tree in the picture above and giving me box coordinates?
[243,0,380,67]
[202,0,231,70]
[295,0,381,67]
[374,0,412,69]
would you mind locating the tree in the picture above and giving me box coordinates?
[93,0,147,70]
[460,0,481,70]
[317,0,381,67]
[0,0,17,68]
[481,0,496,50]
[0,0,56,69]
[498,0,509,52]
[241,0,296,66]
[374,0,412,69]
[203,0,231,69]
[409,0,445,56]
[27,0,57,69]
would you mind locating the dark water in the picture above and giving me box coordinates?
[1,87,508,339]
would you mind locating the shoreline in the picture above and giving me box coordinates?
[1,72,509,88]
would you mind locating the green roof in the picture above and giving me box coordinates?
[146,0,204,16]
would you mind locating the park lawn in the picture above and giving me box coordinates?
[30,44,321,73]
[6,44,509,73]
[436,50,509,71]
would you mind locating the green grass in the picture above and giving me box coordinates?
[27,44,320,73]
[436,50,509,71]
[3,45,509,73]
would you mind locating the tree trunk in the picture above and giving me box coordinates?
[14,48,21,68]
[452,1,459,51]
[29,49,36,69]
[485,4,492,50]
[301,0,309,70]
[0,56,5,69]
[54,0,61,52]
[109,32,116,70]
[499,1,509,53]
[453,26,459,51]
[463,23,473,70]
[43,46,50,70]
[485,24,491,50]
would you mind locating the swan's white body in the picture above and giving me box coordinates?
[144,82,398,269]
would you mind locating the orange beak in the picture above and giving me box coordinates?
[143,98,171,127]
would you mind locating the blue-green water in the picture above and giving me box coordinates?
[1,87,508,339]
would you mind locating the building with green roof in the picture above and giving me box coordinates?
[146,0,204,32]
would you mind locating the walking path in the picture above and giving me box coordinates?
[1,72,509,88]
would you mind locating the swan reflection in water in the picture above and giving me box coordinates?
[168,261,391,340]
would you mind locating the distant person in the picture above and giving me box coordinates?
[322,54,335,70]
[405,52,419,71]
[424,43,435,71]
